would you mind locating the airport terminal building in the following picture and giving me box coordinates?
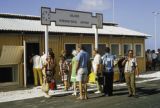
[0,13,150,87]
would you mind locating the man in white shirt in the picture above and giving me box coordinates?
[92,49,102,93]
[30,54,43,86]
[122,50,139,97]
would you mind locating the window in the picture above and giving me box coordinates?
[123,44,132,56]
[81,44,92,58]
[111,44,120,56]
[98,44,107,55]
[135,44,142,57]
[0,65,18,83]
[65,44,76,59]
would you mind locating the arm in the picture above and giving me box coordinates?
[59,61,62,76]
[76,61,80,74]
[122,58,128,66]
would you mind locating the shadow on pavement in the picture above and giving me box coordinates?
[137,87,160,97]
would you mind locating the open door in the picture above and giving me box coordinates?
[25,42,40,86]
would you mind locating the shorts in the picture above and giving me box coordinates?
[76,68,88,82]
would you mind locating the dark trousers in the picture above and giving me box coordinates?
[119,68,125,82]
[103,72,114,96]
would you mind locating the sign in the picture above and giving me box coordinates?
[41,7,103,28]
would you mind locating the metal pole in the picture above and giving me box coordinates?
[152,11,160,51]
[45,25,49,56]
[113,0,115,22]
[154,14,157,51]
[94,25,98,49]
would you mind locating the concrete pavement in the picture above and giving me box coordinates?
[0,71,160,105]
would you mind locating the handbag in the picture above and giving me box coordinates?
[42,80,49,92]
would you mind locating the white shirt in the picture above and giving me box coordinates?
[41,54,47,66]
[124,58,137,73]
[152,53,157,59]
[92,54,101,73]
[32,55,42,68]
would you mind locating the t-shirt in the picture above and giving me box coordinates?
[76,50,89,68]
[152,53,157,60]
[32,55,42,68]
[102,53,115,72]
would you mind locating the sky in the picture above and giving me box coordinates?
[0,0,160,50]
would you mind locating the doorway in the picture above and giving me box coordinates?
[26,43,40,85]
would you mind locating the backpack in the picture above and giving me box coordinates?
[102,54,114,72]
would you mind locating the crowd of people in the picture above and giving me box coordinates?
[145,49,160,71]
[30,46,140,99]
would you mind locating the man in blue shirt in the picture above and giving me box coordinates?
[102,47,115,96]
[76,45,89,100]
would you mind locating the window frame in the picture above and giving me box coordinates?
[81,43,93,57]
[134,43,143,57]
[123,43,132,56]
[98,43,108,55]
[64,43,77,59]
[110,43,121,56]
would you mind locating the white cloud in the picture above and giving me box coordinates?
[77,0,111,12]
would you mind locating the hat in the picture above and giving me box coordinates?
[72,50,78,56]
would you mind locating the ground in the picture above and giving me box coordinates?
[0,71,160,108]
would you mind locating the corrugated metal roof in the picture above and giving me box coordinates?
[0,14,151,37]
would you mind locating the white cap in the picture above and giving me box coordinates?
[72,50,78,56]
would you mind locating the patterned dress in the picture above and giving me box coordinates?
[59,60,69,81]
[45,59,56,83]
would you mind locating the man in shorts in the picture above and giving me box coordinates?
[76,45,89,100]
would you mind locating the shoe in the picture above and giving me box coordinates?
[128,94,132,97]
[94,91,101,94]
[72,92,77,96]
[132,95,138,98]
[44,93,51,98]
[103,94,109,97]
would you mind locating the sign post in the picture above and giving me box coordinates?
[45,26,48,55]
[41,7,103,50]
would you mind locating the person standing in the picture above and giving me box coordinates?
[92,49,102,94]
[157,49,160,70]
[146,49,152,71]
[102,47,115,96]
[59,56,70,91]
[117,57,125,82]
[43,55,55,98]
[122,50,139,97]
[70,50,78,96]
[30,53,43,86]
[76,45,89,100]
[48,49,57,90]
[151,50,157,71]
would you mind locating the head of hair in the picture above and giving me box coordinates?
[105,47,110,53]
[48,48,55,58]
[128,50,133,53]
[93,49,99,53]
[78,45,86,51]
[152,50,155,53]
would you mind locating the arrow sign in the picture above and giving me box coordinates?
[41,7,103,28]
